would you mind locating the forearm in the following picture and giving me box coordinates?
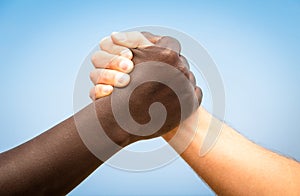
[164,107,300,195]
[0,103,124,195]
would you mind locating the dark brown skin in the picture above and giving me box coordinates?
[0,32,202,195]
[0,105,103,195]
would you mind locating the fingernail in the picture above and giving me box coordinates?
[119,60,133,72]
[115,74,130,87]
[103,85,113,94]
[112,32,126,42]
[120,49,132,59]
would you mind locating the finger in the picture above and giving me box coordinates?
[90,69,130,87]
[180,55,190,69]
[188,71,196,87]
[177,64,190,79]
[156,36,181,53]
[194,87,203,105]
[89,84,113,101]
[91,50,133,73]
[111,31,153,48]
[100,36,133,59]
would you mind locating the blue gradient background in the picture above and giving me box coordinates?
[0,0,299,195]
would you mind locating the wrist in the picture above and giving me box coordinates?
[74,103,131,163]
[162,106,211,153]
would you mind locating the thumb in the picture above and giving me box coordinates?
[156,36,181,54]
[111,31,153,48]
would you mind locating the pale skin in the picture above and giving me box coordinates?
[92,31,300,195]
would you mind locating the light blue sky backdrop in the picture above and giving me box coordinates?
[0,1,299,195]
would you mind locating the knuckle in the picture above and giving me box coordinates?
[91,52,99,65]
[99,36,110,49]
[94,87,101,97]
[180,55,190,69]
[162,49,178,60]
[89,71,96,82]
[195,87,203,104]
[89,87,96,100]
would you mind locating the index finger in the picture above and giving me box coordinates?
[111,31,153,48]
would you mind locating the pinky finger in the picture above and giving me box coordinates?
[90,84,113,100]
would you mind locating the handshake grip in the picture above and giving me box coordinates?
[94,32,203,145]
